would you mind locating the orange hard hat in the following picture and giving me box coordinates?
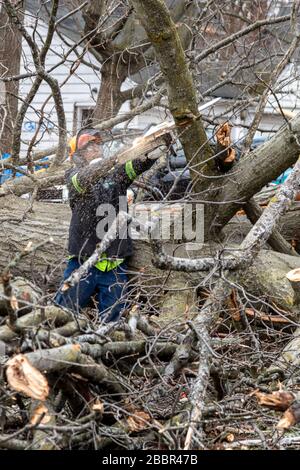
[68,136,77,158]
[68,128,102,159]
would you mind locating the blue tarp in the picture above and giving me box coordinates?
[271,168,293,185]
[0,153,49,185]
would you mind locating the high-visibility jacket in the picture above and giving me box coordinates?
[65,156,155,265]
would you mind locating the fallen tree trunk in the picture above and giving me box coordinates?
[0,195,69,286]
[1,195,300,286]
[1,195,300,321]
[236,250,300,314]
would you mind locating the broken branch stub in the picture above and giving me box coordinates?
[216,122,236,163]
[6,354,49,401]
[254,390,296,411]
[30,403,52,426]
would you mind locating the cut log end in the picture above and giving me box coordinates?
[286,268,300,282]
[6,354,49,401]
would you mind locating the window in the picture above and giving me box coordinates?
[73,105,95,134]
[81,108,95,127]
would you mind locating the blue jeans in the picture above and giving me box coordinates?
[55,258,128,322]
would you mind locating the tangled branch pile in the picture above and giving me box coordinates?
[1,255,300,451]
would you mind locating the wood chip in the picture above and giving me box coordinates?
[126,411,151,432]
[91,399,104,414]
[30,403,52,426]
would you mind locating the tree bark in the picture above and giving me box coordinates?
[244,198,297,257]
[130,0,215,197]
[92,59,127,123]
[0,2,22,154]
[0,195,69,286]
[209,113,300,234]
[0,194,300,286]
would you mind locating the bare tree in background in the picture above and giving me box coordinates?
[59,0,196,123]
[0,0,22,154]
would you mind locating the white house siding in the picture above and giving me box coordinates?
[19,18,101,158]
[19,17,170,159]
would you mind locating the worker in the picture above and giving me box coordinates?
[55,127,161,322]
